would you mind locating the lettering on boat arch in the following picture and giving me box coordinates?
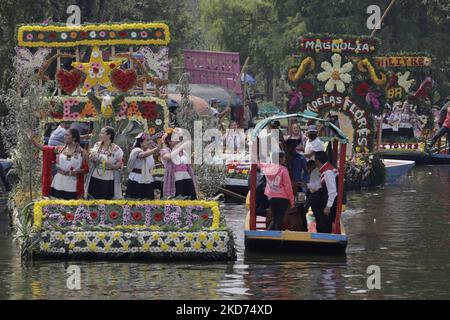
[304,94,373,150]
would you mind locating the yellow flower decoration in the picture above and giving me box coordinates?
[193,242,202,250]
[104,244,111,252]
[160,243,169,251]
[18,23,171,47]
[205,241,214,250]
[98,233,106,240]
[142,243,151,251]
[72,46,124,94]
[198,232,207,242]
[88,243,97,251]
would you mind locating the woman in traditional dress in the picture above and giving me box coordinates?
[26,127,88,200]
[125,132,160,200]
[160,128,198,200]
[85,126,124,200]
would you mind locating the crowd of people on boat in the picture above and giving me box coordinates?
[24,112,342,234]
[26,125,198,201]
[253,121,341,234]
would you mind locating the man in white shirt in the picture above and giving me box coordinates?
[48,122,71,146]
[304,125,325,160]
[305,151,338,234]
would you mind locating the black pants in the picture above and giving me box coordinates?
[88,177,115,200]
[175,179,197,200]
[125,179,156,200]
[51,188,77,200]
[311,192,336,234]
[430,126,450,149]
[268,198,289,231]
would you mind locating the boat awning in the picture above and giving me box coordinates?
[251,111,349,143]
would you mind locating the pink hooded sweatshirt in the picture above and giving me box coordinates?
[260,163,295,207]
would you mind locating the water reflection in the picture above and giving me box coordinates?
[0,166,449,299]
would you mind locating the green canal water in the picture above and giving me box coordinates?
[0,166,449,300]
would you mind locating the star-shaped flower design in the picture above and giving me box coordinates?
[72,46,125,94]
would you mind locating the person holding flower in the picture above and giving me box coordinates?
[125,132,160,200]
[160,128,198,200]
[26,127,88,200]
[85,126,123,200]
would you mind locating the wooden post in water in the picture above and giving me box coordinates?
[333,143,347,235]
[249,163,257,231]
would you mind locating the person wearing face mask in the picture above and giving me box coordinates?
[125,133,160,200]
[85,126,124,200]
[304,125,325,161]
[160,128,198,200]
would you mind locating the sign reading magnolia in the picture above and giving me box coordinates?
[375,56,432,68]
[305,94,371,148]
[300,37,377,54]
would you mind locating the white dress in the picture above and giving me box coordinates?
[51,152,83,193]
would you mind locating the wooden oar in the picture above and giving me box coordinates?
[218,187,247,202]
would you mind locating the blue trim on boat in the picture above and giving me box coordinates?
[311,233,348,242]
[245,230,282,238]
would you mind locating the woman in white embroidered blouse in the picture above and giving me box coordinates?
[85,126,124,200]
[125,132,160,200]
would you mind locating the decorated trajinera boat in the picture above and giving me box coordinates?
[245,113,349,255]
[8,22,235,261]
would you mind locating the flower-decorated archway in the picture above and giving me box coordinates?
[15,23,172,139]
[288,34,387,152]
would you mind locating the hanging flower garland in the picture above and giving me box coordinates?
[18,23,171,47]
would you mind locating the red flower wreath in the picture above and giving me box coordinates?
[356,82,369,97]
[119,31,127,38]
[109,211,119,220]
[153,213,163,222]
[65,212,74,221]
[132,212,143,221]
[201,214,209,221]
[90,211,98,220]
[299,82,314,97]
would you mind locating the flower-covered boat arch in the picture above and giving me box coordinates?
[288,34,388,152]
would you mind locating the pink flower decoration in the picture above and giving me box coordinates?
[91,62,101,68]
[26,34,33,40]
[99,31,106,38]
[140,31,148,38]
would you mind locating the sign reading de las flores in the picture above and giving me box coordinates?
[304,94,371,148]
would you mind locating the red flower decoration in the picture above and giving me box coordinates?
[80,31,88,39]
[90,211,98,220]
[143,109,158,120]
[109,211,119,220]
[132,212,143,221]
[65,212,74,221]
[201,214,209,221]
[142,101,157,110]
[119,31,127,38]
[299,82,314,97]
[356,82,369,97]
[109,63,116,69]
[51,112,63,119]
[154,213,163,222]
[48,33,57,40]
